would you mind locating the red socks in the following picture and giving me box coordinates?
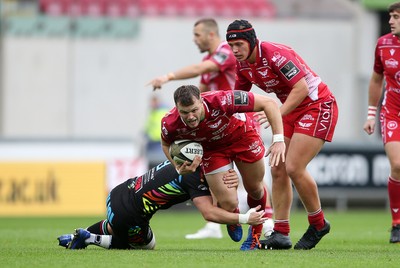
[388,176,400,225]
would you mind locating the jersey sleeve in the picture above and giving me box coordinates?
[271,48,306,88]
[373,40,384,74]
[226,90,255,113]
[183,170,211,199]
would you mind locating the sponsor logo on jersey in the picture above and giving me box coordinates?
[208,119,222,128]
[262,57,268,66]
[317,100,332,133]
[272,52,287,67]
[390,49,396,56]
[211,109,220,117]
[263,79,279,88]
[234,91,249,105]
[280,61,300,80]
[395,71,400,86]
[385,58,398,68]
[258,68,268,78]
[213,52,228,64]
[387,121,398,130]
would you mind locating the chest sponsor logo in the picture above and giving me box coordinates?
[211,109,220,117]
[263,79,279,88]
[279,60,300,81]
[234,91,249,105]
[262,57,268,66]
[258,69,268,78]
[208,119,222,129]
[385,58,398,68]
[272,52,287,67]
[387,121,398,130]
[395,71,400,86]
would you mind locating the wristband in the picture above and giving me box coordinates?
[367,106,377,120]
[238,213,249,224]
[273,134,284,143]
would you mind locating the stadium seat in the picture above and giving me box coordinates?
[39,0,69,16]
[106,0,140,18]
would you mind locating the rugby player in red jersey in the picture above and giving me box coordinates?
[148,18,236,93]
[226,19,339,250]
[148,18,274,241]
[363,2,400,244]
[161,85,285,250]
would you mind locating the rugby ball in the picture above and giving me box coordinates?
[169,140,203,165]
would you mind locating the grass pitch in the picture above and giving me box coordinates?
[1,210,399,268]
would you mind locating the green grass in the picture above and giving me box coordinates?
[1,210,399,268]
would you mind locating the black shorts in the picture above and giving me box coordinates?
[106,179,153,248]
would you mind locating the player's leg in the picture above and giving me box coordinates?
[205,168,242,242]
[385,141,400,243]
[286,133,330,250]
[235,158,267,250]
[259,154,293,250]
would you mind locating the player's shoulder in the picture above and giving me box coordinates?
[376,33,398,47]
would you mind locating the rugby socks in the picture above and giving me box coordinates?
[388,176,400,225]
[86,220,112,249]
[247,187,269,233]
[87,220,108,234]
[274,220,290,236]
[247,187,267,211]
[308,208,325,230]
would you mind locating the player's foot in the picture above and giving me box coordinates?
[240,226,262,250]
[259,230,292,250]
[185,223,223,239]
[294,219,330,250]
[390,224,400,243]
[57,234,73,248]
[227,223,243,242]
[262,218,274,238]
[68,228,90,249]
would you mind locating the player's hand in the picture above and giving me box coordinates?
[175,155,201,175]
[266,141,286,167]
[363,118,376,135]
[223,169,239,189]
[246,205,267,226]
[253,111,271,129]
[146,75,169,91]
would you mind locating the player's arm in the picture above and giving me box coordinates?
[193,196,265,225]
[363,71,384,135]
[252,93,286,167]
[147,60,219,90]
[279,77,309,116]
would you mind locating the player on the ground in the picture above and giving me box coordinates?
[57,159,266,250]
[226,19,339,250]
[363,2,400,244]
[161,85,285,250]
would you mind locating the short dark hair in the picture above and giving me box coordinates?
[173,85,201,106]
[194,18,219,35]
[389,2,400,13]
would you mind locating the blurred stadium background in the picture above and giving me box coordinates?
[0,0,393,216]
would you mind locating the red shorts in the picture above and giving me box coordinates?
[283,95,338,142]
[380,107,400,144]
[201,130,265,174]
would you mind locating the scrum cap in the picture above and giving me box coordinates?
[226,20,257,58]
